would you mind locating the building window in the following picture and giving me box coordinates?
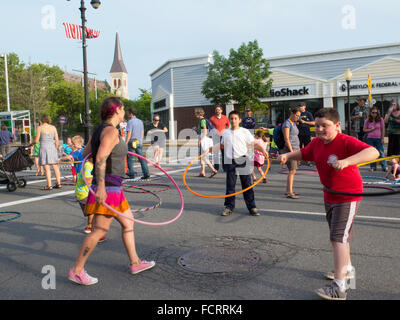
[114,79,117,87]
[154,99,166,110]
[118,79,121,87]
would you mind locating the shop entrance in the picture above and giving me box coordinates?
[270,99,323,126]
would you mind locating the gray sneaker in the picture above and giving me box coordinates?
[325,267,355,281]
[221,208,233,216]
[315,281,347,300]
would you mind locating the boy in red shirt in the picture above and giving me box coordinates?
[278,108,379,300]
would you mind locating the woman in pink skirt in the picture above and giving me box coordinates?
[68,97,155,285]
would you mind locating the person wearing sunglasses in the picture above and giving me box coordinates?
[363,107,387,172]
[147,114,168,166]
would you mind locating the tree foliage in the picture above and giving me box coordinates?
[0,53,152,137]
[202,40,273,111]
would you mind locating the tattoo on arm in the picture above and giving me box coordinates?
[95,154,109,185]
[83,247,90,257]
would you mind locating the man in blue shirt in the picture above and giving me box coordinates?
[0,125,14,156]
[241,109,256,130]
[126,109,150,179]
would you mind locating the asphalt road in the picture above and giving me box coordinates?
[0,162,399,301]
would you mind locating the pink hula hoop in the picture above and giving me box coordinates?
[82,152,184,226]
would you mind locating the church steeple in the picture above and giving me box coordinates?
[110,32,129,99]
[110,32,128,73]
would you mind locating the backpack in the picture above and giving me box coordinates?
[273,121,292,150]
[204,118,215,131]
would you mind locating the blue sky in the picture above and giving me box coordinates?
[1,0,399,100]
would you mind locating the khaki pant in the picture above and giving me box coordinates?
[0,145,10,157]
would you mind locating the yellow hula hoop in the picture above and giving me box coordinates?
[357,155,400,167]
[183,150,270,199]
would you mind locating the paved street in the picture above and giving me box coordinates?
[0,161,399,300]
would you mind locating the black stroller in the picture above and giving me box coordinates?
[0,146,34,192]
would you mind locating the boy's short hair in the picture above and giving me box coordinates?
[228,110,241,118]
[72,135,84,145]
[314,108,340,124]
[128,108,137,116]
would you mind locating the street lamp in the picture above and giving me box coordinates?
[67,0,101,144]
[344,68,353,135]
[1,53,10,112]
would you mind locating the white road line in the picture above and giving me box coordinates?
[0,166,200,209]
[0,190,75,209]
[259,209,400,222]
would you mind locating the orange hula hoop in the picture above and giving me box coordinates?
[183,149,270,199]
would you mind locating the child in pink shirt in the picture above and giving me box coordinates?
[252,131,269,183]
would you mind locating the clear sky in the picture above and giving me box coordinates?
[1,0,399,100]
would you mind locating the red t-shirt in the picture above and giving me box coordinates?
[301,133,371,203]
[210,115,230,135]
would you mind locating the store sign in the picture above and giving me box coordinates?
[268,84,317,100]
[270,86,310,97]
[337,77,400,96]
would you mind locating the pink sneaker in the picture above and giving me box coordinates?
[129,260,156,274]
[68,268,98,285]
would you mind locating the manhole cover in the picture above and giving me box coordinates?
[177,247,260,273]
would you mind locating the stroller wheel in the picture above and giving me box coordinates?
[7,182,17,192]
[18,179,27,188]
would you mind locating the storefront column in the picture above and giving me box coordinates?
[337,98,346,131]
[226,101,234,115]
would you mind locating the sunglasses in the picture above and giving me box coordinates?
[371,112,378,114]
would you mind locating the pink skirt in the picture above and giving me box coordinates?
[84,186,130,217]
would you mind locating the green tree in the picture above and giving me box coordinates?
[202,40,273,111]
[0,53,65,129]
[0,53,26,111]
[201,50,233,105]
[122,88,152,122]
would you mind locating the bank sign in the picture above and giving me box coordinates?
[266,83,317,100]
[337,77,400,96]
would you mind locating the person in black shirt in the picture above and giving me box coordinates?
[147,114,168,166]
[297,102,315,166]
[241,109,256,130]
[297,102,315,148]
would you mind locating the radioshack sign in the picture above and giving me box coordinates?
[267,83,317,100]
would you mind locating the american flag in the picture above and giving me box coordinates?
[63,23,100,40]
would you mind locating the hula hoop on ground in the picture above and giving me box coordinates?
[0,211,22,223]
[123,183,171,194]
[183,150,270,199]
[324,184,400,197]
[82,152,184,226]
[278,168,318,175]
[362,176,389,185]
[127,185,162,214]
[61,177,75,186]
